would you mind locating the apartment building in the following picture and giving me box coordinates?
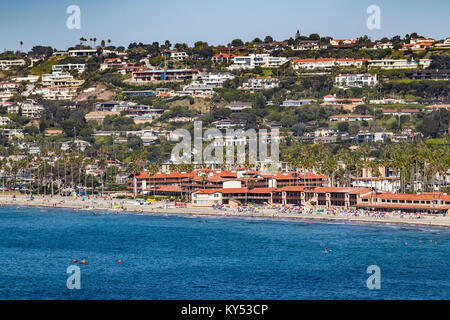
[367,59,431,69]
[228,54,288,70]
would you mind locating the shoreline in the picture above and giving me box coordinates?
[1,194,449,228]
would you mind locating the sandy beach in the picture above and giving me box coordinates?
[1,194,449,228]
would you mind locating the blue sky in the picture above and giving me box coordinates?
[0,0,449,51]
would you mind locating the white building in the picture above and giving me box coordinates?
[33,87,76,100]
[170,51,188,60]
[291,58,367,70]
[367,59,431,69]
[240,77,280,90]
[68,49,97,57]
[52,63,86,73]
[41,72,74,86]
[329,114,374,122]
[225,101,252,112]
[13,75,40,83]
[0,117,11,126]
[179,83,215,97]
[196,72,234,87]
[228,54,288,70]
[61,139,91,151]
[335,74,378,88]
[8,100,44,118]
[0,59,26,70]
[0,82,19,101]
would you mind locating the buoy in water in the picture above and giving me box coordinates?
[307,221,312,225]
[81,260,86,265]
[404,242,408,246]
[117,260,122,264]
[73,259,78,263]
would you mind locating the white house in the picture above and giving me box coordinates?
[240,78,280,90]
[335,74,378,88]
[0,117,11,126]
[8,100,44,118]
[225,101,253,112]
[0,59,26,70]
[68,49,97,57]
[170,51,188,60]
[52,63,86,73]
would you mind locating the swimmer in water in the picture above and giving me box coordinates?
[324,246,328,254]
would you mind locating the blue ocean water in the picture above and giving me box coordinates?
[0,205,448,300]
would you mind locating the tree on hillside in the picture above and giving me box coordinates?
[264,36,273,43]
[231,39,244,47]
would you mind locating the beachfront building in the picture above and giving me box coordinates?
[131,69,200,82]
[335,74,378,88]
[312,187,372,208]
[358,192,450,214]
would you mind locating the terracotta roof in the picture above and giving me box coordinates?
[219,188,248,194]
[314,187,372,194]
[193,189,221,194]
[247,188,277,194]
[277,186,306,192]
